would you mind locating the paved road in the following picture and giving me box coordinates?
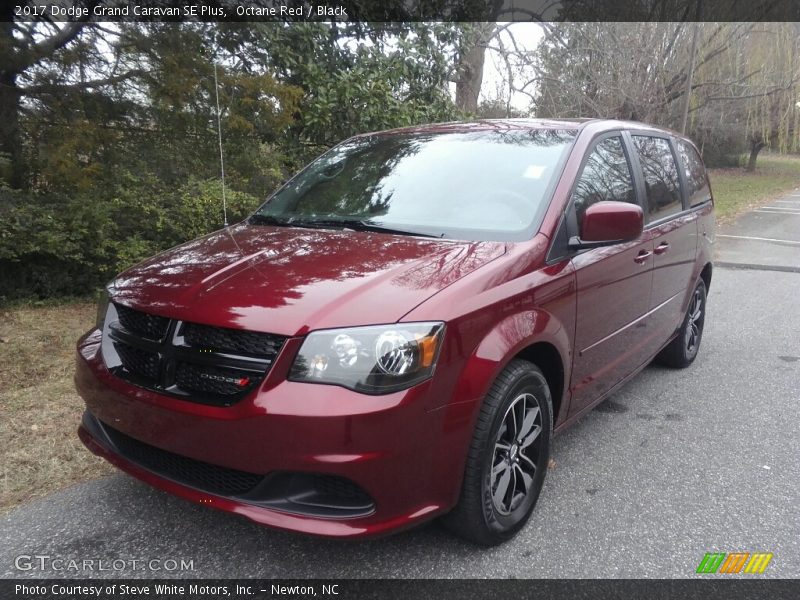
[716,188,800,272]
[2,200,799,579]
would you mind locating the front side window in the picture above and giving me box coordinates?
[675,138,711,207]
[252,129,577,241]
[572,135,637,230]
[632,135,682,221]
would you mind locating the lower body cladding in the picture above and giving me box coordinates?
[75,331,479,538]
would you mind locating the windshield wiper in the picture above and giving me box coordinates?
[288,218,444,238]
[250,214,444,238]
[249,214,294,227]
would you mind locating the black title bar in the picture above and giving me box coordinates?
[7,0,800,22]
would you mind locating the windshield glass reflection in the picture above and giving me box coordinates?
[254,129,577,241]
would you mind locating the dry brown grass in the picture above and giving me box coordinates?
[0,302,113,513]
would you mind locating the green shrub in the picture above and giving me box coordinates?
[0,179,261,302]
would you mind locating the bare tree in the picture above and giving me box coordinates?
[485,21,800,167]
[742,23,800,169]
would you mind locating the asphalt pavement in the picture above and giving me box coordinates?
[2,195,799,579]
[715,189,800,272]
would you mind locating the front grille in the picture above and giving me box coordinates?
[102,421,263,495]
[181,322,284,356]
[104,303,286,406]
[114,342,159,380]
[115,303,169,340]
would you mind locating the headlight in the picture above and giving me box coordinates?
[95,287,111,331]
[289,322,445,394]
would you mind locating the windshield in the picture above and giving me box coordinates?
[252,129,577,241]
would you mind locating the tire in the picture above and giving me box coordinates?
[655,279,707,368]
[442,359,553,546]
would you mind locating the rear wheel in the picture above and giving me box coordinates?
[442,359,552,546]
[656,279,707,368]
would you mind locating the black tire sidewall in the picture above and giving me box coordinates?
[479,368,552,539]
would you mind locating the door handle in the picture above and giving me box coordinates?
[634,250,652,264]
[654,242,670,255]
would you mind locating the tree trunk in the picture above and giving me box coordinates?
[746,140,765,171]
[0,18,24,189]
[680,23,700,134]
[455,23,496,113]
[0,71,23,189]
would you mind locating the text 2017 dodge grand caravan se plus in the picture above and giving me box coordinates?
[76,119,714,545]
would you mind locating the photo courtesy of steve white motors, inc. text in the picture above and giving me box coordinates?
[14,583,341,597]
[13,2,349,19]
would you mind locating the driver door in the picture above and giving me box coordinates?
[567,134,656,417]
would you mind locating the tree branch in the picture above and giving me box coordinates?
[10,21,87,74]
[22,69,148,95]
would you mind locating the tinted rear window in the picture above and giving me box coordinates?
[632,135,682,221]
[675,139,711,207]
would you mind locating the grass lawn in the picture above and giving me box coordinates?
[0,302,112,513]
[708,153,800,221]
[2,153,800,514]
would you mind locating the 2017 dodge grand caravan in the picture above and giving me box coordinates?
[75,119,714,545]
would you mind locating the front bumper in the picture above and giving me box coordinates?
[75,329,477,538]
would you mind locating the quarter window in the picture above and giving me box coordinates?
[675,139,711,207]
[632,135,682,221]
[572,136,637,230]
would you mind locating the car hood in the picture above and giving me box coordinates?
[109,223,507,336]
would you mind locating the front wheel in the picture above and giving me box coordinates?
[656,279,707,368]
[442,359,553,546]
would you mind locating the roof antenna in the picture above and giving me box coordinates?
[213,58,228,227]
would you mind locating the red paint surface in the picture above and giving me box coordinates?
[76,119,714,538]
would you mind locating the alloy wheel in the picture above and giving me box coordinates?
[685,287,704,355]
[490,392,542,515]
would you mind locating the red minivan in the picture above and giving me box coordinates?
[75,119,714,545]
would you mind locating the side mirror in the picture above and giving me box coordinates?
[569,201,644,250]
